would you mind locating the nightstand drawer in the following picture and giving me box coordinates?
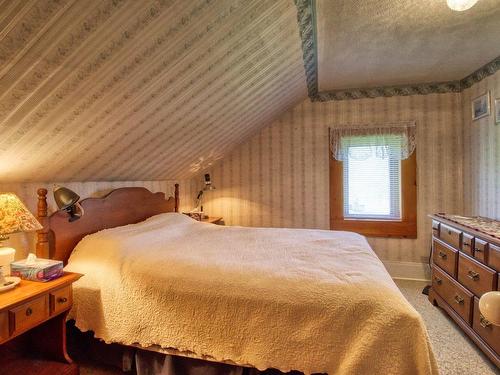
[50,286,72,315]
[0,311,8,341]
[9,295,49,335]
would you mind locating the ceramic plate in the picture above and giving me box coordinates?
[0,276,21,293]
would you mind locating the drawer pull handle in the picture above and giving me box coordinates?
[480,315,491,328]
[448,230,452,235]
[454,295,464,305]
[434,277,442,285]
[57,297,68,304]
[475,247,483,252]
[467,271,479,281]
[26,307,33,317]
[463,242,470,247]
[438,251,447,259]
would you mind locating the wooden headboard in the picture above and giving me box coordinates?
[36,185,179,264]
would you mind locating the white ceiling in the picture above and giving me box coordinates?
[0,0,306,182]
[316,0,500,91]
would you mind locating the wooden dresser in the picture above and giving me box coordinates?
[429,214,499,367]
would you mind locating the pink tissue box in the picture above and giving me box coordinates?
[10,258,64,282]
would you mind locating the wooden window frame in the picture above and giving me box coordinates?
[330,150,417,238]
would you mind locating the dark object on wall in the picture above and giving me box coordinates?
[203,173,216,191]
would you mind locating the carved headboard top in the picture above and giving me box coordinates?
[36,185,179,264]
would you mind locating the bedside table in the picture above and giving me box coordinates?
[0,272,82,374]
[201,216,223,225]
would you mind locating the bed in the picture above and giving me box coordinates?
[35,186,438,375]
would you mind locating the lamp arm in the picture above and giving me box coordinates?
[76,202,85,216]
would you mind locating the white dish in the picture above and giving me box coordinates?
[0,276,21,293]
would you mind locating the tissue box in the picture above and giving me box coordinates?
[10,258,64,282]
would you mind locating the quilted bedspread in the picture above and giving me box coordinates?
[65,213,438,375]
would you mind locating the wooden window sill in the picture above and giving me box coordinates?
[330,219,417,238]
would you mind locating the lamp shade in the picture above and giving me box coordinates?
[0,193,42,238]
[53,186,80,210]
[479,291,500,326]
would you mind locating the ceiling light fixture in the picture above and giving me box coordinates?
[446,0,479,11]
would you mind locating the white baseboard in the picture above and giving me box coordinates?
[382,261,431,281]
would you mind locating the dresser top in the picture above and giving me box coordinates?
[432,214,500,242]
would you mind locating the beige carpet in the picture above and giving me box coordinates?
[80,280,498,374]
[395,279,498,375]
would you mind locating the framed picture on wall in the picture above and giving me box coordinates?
[495,97,500,125]
[471,92,490,121]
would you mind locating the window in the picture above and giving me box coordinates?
[329,123,417,238]
[344,145,401,220]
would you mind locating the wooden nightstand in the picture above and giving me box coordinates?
[0,272,82,374]
[202,216,223,225]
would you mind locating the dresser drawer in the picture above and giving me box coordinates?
[433,239,458,278]
[0,311,8,342]
[487,243,500,272]
[432,266,473,324]
[458,253,497,297]
[432,220,440,237]
[473,238,488,263]
[439,224,461,249]
[461,233,474,256]
[50,286,72,316]
[473,297,500,354]
[8,295,49,336]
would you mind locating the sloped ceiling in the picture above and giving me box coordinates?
[0,0,307,182]
[316,0,500,91]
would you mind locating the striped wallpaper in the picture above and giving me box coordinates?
[0,180,197,259]
[462,70,500,219]
[1,76,496,266]
[0,0,305,182]
[200,93,465,263]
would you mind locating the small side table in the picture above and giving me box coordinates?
[201,216,224,225]
[0,272,83,374]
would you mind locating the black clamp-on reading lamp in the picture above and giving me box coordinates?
[53,185,85,222]
[195,174,216,214]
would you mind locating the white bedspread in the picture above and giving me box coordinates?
[65,213,438,375]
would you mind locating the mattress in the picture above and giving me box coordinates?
[64,213,438,375]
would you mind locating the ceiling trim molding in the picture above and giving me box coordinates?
[294,0,318,98]
[460,56,500,90]
[293,0,500,102]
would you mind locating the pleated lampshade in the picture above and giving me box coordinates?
[0,193,42,240]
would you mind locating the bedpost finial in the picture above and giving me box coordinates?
[37,187,48,218]
[36,187,50,259]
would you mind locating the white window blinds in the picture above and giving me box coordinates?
[330,121,416,221]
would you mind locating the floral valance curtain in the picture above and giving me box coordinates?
[329,121,416,161]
